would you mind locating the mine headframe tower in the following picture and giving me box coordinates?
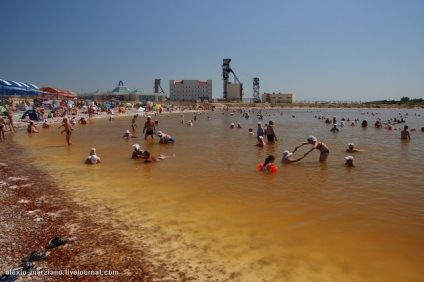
[253,77,260,101]
[154,79,165,94]
[222,58,243,100]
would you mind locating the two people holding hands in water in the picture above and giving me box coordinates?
[280,136,330,165]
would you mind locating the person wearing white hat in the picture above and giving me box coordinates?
[132,144,144,159]
[85,148,101,164]
[293,136,330,163]
[345,156,355,167]
[256,136,267,148]
[257,122,264,141]
[282,150,306,164]
[346,143,360,153]
[158,131,175,144]
[123,129,137,139]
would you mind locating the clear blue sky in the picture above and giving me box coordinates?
[1,0,423,101]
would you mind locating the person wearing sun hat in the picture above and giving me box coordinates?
[131,144,145,159]
[346,143,360,153]
[256,136,267,148]
[85,148,101,164]
[282,150,306,164]
[345,156,355,167]
[123,129,137,139]
[257,122,264,141]
[293,136,330,163]
[158,131,175,144]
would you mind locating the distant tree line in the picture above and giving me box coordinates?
[366,97,423,105]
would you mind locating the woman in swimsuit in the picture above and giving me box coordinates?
[294,136,330,163]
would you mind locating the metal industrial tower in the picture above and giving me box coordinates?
[253,77,260,101]
[154,79,165,94]
[222,58,243,100]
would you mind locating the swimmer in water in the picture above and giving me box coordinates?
[157,131,175,144]
[132,144,145,159]
[261,155,276,172]
[27,121,39,133]
[85,148,101,164]
[346,143,360,153]
[256,136,267,148]
[345,156,354,167]
[281,150,305,164]
[123,130,137,139]
[143,150,175,163]
[42,120,51,128]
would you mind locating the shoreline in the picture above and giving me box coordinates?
[0,143,158,281]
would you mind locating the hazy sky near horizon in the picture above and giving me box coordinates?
[1,0,423,101]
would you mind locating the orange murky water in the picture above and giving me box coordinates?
[10,108,424,281]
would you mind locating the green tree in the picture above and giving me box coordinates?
[400,96,410,102]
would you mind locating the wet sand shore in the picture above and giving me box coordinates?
[0,111,200,281]
[0,145,161,281]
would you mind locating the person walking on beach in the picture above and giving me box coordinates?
[266,120,278,142]
[0,115,6,142]
[294,136,330,163]
[7,112,15,132]
[401,125,411,140]
[58,117,73,146]
[143,116,156,140]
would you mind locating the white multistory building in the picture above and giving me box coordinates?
[169,80,212,102]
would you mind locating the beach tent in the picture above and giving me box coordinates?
[0,79,25,95]
[21,110,44,121]
[17,102,31,111]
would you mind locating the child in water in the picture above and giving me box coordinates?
[256,136,267,148]
[259,155,277,172]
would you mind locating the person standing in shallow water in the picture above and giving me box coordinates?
[266,120,278,142]
[143,116,156,140]
[401,125,411,140]
[58,117,74,146]
[294,136,329,163]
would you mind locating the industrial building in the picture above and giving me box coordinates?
[169,80,212,102]
[261,93,295,104]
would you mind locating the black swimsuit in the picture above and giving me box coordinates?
[316,142,329,154]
